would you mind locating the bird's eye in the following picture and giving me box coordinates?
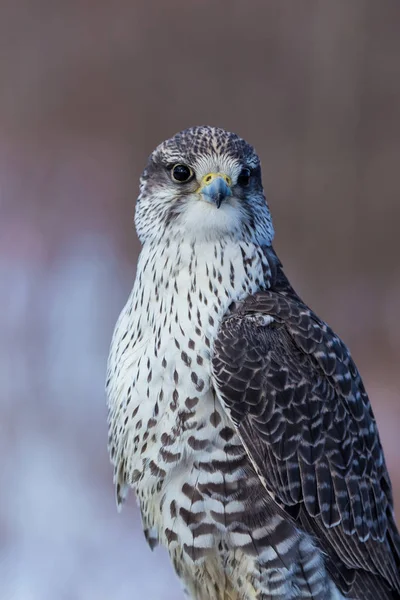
[171,164,194,183]
[237,167,251,187]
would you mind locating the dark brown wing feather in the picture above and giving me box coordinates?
[212,255,400,598]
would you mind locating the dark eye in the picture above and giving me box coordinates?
[171,164,194,183]
[237,167,251,187]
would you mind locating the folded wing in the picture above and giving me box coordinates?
[212,272,400,597]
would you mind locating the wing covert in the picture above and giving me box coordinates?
[212,285,400,594]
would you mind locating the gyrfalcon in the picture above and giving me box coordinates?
[106,126,400,600]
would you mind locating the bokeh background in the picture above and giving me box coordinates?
[1,1,400,599]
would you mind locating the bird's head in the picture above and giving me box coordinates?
[135,126,274,246]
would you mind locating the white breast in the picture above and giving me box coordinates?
[106,238,268,522]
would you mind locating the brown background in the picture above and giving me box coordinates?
[1,1,399,598]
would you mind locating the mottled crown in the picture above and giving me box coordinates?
[151,126,260,170]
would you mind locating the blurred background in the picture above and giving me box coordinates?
[1,1,399,598]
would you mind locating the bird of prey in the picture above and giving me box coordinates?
[106,126,400,600]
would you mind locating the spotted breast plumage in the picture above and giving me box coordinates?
[106,126,400,599]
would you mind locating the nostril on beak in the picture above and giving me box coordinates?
[200,173,232,208]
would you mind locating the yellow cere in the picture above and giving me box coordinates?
[199,172,232,191]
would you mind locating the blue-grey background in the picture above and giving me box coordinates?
[1,1,399,599]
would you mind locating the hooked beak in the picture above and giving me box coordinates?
[198,173,232,208]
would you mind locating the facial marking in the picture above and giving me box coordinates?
[135,126,274,246]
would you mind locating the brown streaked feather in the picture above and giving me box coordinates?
[212,254,400,598]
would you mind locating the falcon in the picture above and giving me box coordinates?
[106,126,400,599]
